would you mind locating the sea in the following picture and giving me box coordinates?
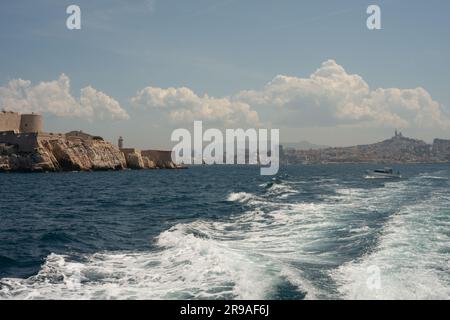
[0,164,449,300]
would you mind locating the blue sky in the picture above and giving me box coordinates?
[1,0,450,148]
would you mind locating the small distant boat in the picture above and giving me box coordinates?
[365,167,402,179]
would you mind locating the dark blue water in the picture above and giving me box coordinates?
[0,165,449,299]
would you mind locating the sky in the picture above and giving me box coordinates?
[1,0,450,149]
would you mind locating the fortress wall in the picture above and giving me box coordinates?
[120,148,140,155]
[141,150,173,163]
[0,112,44,133]
[38,132,66,142]
[0,131,39,152]
[0,132,67,153]
[66,131,93,141]
[0,112,21,132]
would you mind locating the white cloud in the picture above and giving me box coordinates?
[0,74,129,120]
[131,86,259,126]
[130,60,448,130]
[364,87,445,128]
[234,59,449,129]
[7,61,437,131]
[80,86,129,120]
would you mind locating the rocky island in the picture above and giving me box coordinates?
[0,111,181,172]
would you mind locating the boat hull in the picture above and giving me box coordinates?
[364,171,402,179]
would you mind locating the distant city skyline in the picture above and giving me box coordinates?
[1,0,450,149]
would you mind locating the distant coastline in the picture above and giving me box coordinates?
[282,131,450,165]
[3,111,450,171]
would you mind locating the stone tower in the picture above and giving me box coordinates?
[19,113,43,133]
[118,136,124,149]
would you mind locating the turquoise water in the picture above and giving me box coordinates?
[0,164,449,299]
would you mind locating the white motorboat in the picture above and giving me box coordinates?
[365,167,402,179]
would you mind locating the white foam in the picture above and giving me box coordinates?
[332,193,450,300]
[419,175,448,180]
[1,218,304,300]
[265,182,298,198]
[2,171,448,300]
[227,192,255,203]
[0,235,274,299]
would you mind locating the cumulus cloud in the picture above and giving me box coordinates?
[130,60,448,130]
[234,60,449,129]
[0,74,129,120]
[131,86,259,126]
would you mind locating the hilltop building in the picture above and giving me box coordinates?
[394,129,403,138]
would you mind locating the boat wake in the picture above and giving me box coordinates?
[1,171,449,300]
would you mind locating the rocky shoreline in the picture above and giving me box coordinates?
[0,138,182,173]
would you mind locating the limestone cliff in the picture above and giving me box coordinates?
[0,138,126,172]
[122,153,176,169]
[123,150,146,169]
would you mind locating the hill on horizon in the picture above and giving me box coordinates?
[282,141,330,150]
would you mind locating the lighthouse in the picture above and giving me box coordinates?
[118,136,124,149]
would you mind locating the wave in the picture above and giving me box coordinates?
[0,180,315,300]
[1,170,448,300]
[418,175,448,180]
[264,183,298,199]
[0,223,307,300]
[332,176,450,300]
[226,192,255,203]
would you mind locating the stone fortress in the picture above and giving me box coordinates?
[0,111,43,133]
[0,111,179,172]
[0,111,52,153]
